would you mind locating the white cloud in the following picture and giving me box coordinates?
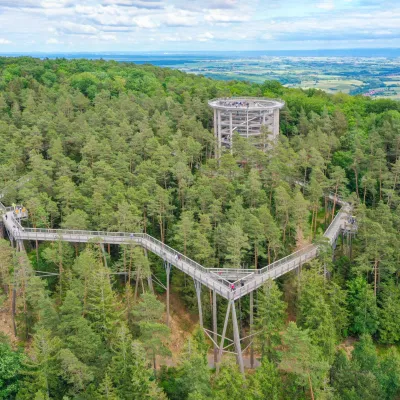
[261,33,274,40]
[46,37,62,44]
[197,31,214,41]
[204,9,250,22]
[0,0,399,51]
[317,0,335,10]
[0,38,11,44]
[97,33,118,41]
[39,0,75,8]
[59,21,98,34]
[132,15,158,28]
[163,10,198,26]
[103,0,164,9]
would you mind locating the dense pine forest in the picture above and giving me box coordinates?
[0,56,400,399]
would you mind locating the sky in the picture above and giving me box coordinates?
[0,0,398,52]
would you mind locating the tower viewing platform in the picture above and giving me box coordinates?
[208,97,285,156]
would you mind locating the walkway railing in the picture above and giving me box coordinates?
[1,179,355,300]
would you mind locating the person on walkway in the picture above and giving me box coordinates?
[231,283,235,291]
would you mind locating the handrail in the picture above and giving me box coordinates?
[0,176,355,299]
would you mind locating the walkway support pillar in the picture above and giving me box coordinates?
[250,290,254,369]
[213,290,218,366]
[217,299,232,372]
[194,279,203,329]
[164,261,171,327]
[231,300,245,375]
[100,243,107,268]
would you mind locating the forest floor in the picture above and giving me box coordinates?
[156,291,262,369]
[157,291,198,366]
[0,307,18,346]
[338,337,357,358]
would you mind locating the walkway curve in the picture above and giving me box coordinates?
[0,181,355,301]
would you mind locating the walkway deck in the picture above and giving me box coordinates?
[1,193,354,300]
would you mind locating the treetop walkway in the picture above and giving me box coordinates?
[0,178,356,373]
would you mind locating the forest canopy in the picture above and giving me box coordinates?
[0,57,399,400]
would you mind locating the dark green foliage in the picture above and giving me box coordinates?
[58,290,102,363]
[0,339,23,399]
[347,277,379,335]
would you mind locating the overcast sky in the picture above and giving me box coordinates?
[0,0,398,52]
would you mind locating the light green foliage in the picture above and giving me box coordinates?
[279,322,330,398]
[61,209,89,230]
[176,334,212,400]
[0,239,13,287]
[220,223,250,268]
[249,357,282,400]
[96,373,119,400]
[297,268,338,361]
[212,358,248,400]
[132,293,171,368]
[58,348,94,395]
[85,267,122,343]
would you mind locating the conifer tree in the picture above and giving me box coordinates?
[249,357,282,400]
[85,267,121,343]
[255,279,286,360]
[347,276,379,335]
[107,324,159,399]
[58,290,101,363]
[212,358,247,400]
[132,293,171,369]
[279,322,329,400]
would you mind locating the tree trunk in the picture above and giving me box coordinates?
[58,241,63,301]
[134,270,140,302]
[354,168,359,199]
[11,287,17,337]
[308,374,315,400]
[331,186,338,221]
[374,259,378,297]
[153,350,157,371]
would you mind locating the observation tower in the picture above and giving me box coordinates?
[208,97,285,157]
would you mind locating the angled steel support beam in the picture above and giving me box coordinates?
[250,290,254,369]
[100,243,108,268]
[193,279,203,329]
[213,290,218,366]
[217,299,232,371]
[164,261,172,327]
[231,300,245,375]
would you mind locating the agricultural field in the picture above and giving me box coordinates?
[175,56,400,99]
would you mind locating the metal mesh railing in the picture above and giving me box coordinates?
[1,179,354,299]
